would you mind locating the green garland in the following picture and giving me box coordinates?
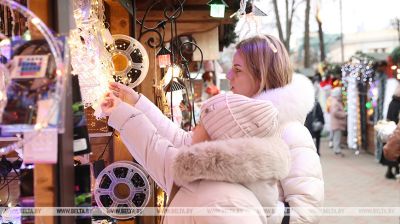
[220,17,239,49]
[391,46,400,64]
[219,0,241,49]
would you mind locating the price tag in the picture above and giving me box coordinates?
[73,138,88,153]
[37,99,58,126]
[11,55,49,79]
[23,129,58,164]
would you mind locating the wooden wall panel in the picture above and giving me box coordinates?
[27,0,54,29]
[89,135,114,164]
[192,27,219,61]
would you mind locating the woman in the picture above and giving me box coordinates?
[382,84,400,178]
[110,35,324,223]
[384,122,400,162]
[304,99,325,156]
[329,87,346,157]
[101,93,290,223]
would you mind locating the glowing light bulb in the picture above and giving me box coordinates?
[31,18,41,25]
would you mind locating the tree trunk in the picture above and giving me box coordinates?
[285,0,289,49]
[304,0,311,68]
[272,0,284,43]
[286,0,297,51]
[317,18,325,61]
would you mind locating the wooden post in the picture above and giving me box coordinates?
[28,1,75,224]
[27,1,57,224]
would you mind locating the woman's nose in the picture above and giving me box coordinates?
[226,70,233,80]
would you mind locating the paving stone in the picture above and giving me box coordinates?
[319,138,400,224]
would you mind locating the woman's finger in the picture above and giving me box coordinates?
[112,90,119,97]
[109,86,120,92]
[104,91,113,98]
[104,96,114,102]
[113,82,126,90]
[109,82,120,87]
[101,100,109,107]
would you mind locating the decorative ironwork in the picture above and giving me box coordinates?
[117,0,204,128]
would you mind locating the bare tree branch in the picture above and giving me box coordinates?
[316,4,326,61]
[272,0,284,43]
[272,0,304,51]
[285,0,290,48]
[286,0,297,50]
[304,0,311,68]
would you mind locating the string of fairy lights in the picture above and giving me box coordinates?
[341,57,376,151]
[69,0,114,112]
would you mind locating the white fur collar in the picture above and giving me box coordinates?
[173,137,290,186]
[253,74,315,124]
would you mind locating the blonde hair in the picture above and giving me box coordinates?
[235,35,293,94]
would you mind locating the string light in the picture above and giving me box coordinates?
[69,0,114,112]
[0,0,66,156]
[342,56,375,150]
[344,75,359,150]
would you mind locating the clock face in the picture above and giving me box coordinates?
[107,35,149,88]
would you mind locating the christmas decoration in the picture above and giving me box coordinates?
[69,0,114,111]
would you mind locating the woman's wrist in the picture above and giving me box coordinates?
[132,92,141,106]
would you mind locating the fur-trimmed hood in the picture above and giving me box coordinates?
[254,74,315,124]
[173,137,290,186]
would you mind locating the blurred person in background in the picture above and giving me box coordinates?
[384,122,400,163]
[201,71,220,101]
[329,87,346,157]
[382,83,400,179]
[305,98,325,156]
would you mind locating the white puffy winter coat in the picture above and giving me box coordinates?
[108,102,291,224]
[134,74,324,223]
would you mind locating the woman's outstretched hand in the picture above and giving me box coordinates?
[101,92,122,116]
[109,82,140,106]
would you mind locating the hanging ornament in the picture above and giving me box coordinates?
[235,0,268,41]
[107,35,149,88]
